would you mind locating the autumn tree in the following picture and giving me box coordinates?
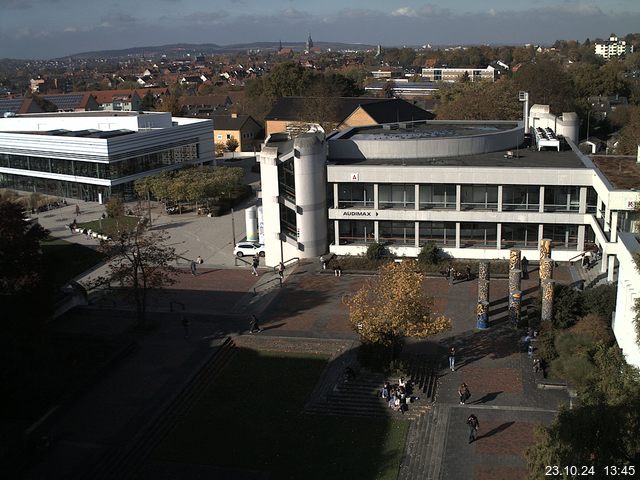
[345,260,450,354]
[513,59,576,114]
[105,196,125,218]
[435,78,521,120]
[226,137,239,152]
[91,223,177,325]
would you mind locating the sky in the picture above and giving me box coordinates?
[1,0,639,59]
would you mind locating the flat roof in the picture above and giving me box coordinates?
[339,121,518,140]
[592,156,640,190]
[328,145,586,169]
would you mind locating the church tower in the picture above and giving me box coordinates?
[306,34,313,53]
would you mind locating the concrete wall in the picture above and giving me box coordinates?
[329,123,524,160]
[613,233,640,369]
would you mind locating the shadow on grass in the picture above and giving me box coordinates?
[150,348,407,480]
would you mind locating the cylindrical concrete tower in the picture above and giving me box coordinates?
[293,133,328,258]
[245,205,258,242]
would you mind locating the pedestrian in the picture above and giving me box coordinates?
[249,314,262,333]
[466,414,480,443]
[336,264,342,277]
[320,255,327,270]
[251,255,259,276]
[449,346,456,372]
[277,262,285,280]
[196,255,203,264]
[190,260,197,276]
[458,383,470,405]
[75,204,80,216]
[466,265,472,281]
[448,264,454,286]
[521,256,528,279]
[182,316,190,339]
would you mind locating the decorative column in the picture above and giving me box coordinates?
[541,279,555,322]
[539,238,551,262]
[479,261,490,281]
[476,300,489,330]
[478,260,490,303]
[540,257,553,283]
[509,269,522,298]
[509,291,522,327]
[509,248,521,271]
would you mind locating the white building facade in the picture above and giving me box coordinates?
[595,34,634,59]
[0,111,214,202]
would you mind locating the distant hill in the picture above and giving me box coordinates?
[64,42,377,59]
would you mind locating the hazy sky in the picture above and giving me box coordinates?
[1,0,639,59]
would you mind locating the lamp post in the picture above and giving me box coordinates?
[586,109,592,141]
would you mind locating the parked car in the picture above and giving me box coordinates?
[233,242,265,257]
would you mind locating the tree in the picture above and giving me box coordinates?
[92,224,177,324]
[0,200,50,323]
[139,91,157,111]
[105,196,125,218]
[435,78,521,120]
[616,105,640,154]
[417,243,440,266]
[157,84,185,116]
[345,261,451,349]
[226,137,239,152]
[215,142,227,157]
[513,59,576,114]
[382,81,395,98]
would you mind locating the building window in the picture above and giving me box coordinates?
[338,220,375,244]
[543,224,578,250]
[379,221,415,245]
[379,184,415,209]
[226,134,231,140]
[543,186,580,212]
[586,187,598,214]
[419,184,456,209]
[419,222,456,246]
[460,223,497,248]
[279,203,297,240]
[460,185,498,210]
[501,223,539,248]
[502,186,540,211]
[217,134,222,139]
[278,158,295,201]
[337,183,374,208]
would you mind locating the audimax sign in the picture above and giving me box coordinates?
[342,211,379,217]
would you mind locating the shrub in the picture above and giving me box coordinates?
[226,138,239,152]
[583,284,616,320]
[553,284,583,329]
[550,353,594,388]
[417,242,440,265]
[106,196,125,218]
[215,142,226,157]
[365,242,386,260]
[570,313,613,345]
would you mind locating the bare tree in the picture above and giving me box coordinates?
[92,223,177,324]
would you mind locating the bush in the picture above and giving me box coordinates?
[570,313,613,345]
[583,284,616,320]
[365,242,386,260]
[226,138,239,152]
[215,142,226,157]
[417,242,440,265]
[105,196,125,218]
[553,284,583,329]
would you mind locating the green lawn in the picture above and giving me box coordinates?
[41,237,105,287]
[77,215,139,236]
[152,349,409,480]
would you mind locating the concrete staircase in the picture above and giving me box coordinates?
[83,337,237,480]
[569,258,615,288]
[397,404,451,480]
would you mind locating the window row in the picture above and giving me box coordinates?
[0,144,199,180]
[335,183,597,213]
[337,220,582,249]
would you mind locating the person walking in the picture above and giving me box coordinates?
[448,265,454,286]
[249,314,262,333]
[190,260,197,276]
[467,414,480,443]
[458,383,470,405]
[320,255,327,270]
[251,255,260,276]
[521,256,528,279]
[75,204,80,216]
[449,346,456,372]
[277,262,285,280]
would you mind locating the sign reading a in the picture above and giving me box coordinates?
[350,173,359,181]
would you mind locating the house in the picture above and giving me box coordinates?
[212,113,263,152]
[264,97,435,137]
[0,93,99,114]
[90,89,143,111]
[180,95,233,116]
[587,95,628,121]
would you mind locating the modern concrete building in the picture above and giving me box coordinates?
[257,107,639,272]
[421,66,495,82]
[613,232,640,368]
[595,34,634,59]
[0,111,214,202]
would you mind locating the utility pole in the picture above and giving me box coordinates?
[231,207,236,246]
[147,189,152,227]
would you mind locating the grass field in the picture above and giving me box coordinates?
[152,349,409,480]
[77,215,139,236]
[41,237,105,287]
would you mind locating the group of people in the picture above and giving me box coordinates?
[380,377,416,414]
[581,245,600,270]
[444,265,473,285]
[320,256,343,277]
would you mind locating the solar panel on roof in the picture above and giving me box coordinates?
[42,95,84,109]
[0,99,24,114]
